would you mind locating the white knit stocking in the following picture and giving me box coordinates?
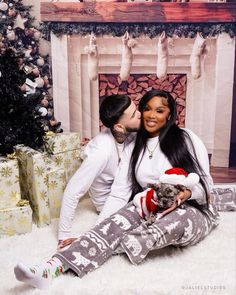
[156,31,168,80]
[119,31,137,81]
[190,33,206,79]
[85,33,98,81]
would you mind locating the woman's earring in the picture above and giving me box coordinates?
[167,115,171,121]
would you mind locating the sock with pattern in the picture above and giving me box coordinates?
[14,257,68,290]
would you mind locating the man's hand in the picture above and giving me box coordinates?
[161,188,192,217]
[57,238,78,251]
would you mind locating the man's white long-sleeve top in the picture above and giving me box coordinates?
[58,128,131,240]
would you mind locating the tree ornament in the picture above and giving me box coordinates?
[36,57,44,67]
[25,78,37,94]
[24,45,32,58]
[156,31,168,80]
[7,27,16,41]
[84,33,98,81]
[35,77,44,88]
[8,8,16,17]
[38,107,48,117]
[33,29,41,41]
[190,32,206,80]
[0,35,4,49]
[0,2,8,11]
[18,57,24,67]
[40,97,49,107]
[43,75,49,87]
[119,31,137,81]
[13,13,27,30]
[25,27,34,37]
[23,65,32,75]
[32,66,40,77]
[38,39,51,57]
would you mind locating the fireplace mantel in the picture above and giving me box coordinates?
[41,2,236,23]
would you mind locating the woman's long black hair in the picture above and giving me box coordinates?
[129,89,209,208]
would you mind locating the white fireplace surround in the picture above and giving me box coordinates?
[50,33,235,167]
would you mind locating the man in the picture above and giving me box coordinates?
[58,94,140,248]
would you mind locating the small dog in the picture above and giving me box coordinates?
[146,183,186,225]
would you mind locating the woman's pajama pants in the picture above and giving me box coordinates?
[54,203,219,277]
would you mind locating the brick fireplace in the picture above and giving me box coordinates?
[99,73,187,128]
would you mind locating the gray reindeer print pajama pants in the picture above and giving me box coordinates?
[54,202,219,277]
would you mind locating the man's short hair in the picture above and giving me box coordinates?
[99,94,131,128]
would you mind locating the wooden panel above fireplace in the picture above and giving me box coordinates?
[41,2,236,23]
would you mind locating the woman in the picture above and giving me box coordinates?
[14,90,219,290]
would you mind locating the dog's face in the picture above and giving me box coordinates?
[147,183,186,209]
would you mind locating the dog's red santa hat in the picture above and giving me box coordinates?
[159,168,199,188]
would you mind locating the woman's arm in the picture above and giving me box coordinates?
[185,129,213,204]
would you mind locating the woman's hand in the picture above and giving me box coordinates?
[57,238,78,251]
[161,188,192,217]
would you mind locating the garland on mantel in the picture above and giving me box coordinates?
[40,22,236,40]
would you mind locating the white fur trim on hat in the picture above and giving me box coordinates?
[159,172,199,188]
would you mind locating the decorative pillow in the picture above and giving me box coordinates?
[212,184,236,211]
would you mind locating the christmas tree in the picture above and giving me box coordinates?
[0,48,45,156]
[0,0,62,139]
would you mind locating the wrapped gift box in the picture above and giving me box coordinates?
[45,132,81,181]
[15,132,81,227]
[48,168,67,219]
[15,145,67,227]
[51,149,81,181]
[212,183,236,211]
[0,200,32,237]
[0,157,21,209]
[45,132,80,154]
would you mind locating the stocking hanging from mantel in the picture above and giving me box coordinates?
[119,31,137,81]
[156,31,168,80]
[85,33,98,81]
[190,33,206,80]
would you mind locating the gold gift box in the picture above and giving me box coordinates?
[0,200,32,237]
[15,132,81,227]
[45,132,81,181]
[44,132,80,155]
[0,157,21,209]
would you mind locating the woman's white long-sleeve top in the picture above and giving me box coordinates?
[97,128,213,223]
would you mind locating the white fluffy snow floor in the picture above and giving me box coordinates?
[1,197,236,295]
